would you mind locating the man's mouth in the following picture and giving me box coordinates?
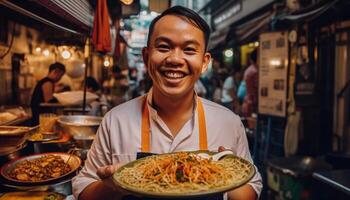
[162,71,186,79]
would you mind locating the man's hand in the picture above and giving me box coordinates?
[218,146,228,152]
[217,146,257,200]
[96,165,121,191]
[97,165,119,179]
[79,164,131,200]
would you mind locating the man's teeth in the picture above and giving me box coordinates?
[164,72,185,78]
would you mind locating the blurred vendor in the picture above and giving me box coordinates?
[85,76,109,116]
[30,62,66,125]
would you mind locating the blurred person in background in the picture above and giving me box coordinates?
[211,76,223,103]
[132,79,147,98]
[237,80,246,104]
[194,78,207,97]
[84,76,109,116]
[242,49,258,117]
[30,62,65,125]
[109,65,130,106]
[221,70,241,114]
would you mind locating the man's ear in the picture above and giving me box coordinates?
[142,47,149,69]
[201,52,211,74]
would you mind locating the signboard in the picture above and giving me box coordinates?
[213,1,242,29]
[258,32,288,117]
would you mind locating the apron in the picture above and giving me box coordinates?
[123,96,223,200]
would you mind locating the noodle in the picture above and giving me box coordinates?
[115,152,252,194]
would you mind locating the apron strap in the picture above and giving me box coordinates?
[197,99,208,151]
[141,95,208,152]
[141,96,150,152]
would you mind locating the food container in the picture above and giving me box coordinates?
[0,126,37,147]
[73,135,94,149]
[0,142,29,167]
[57,115,102,137]
[53,91,98,106]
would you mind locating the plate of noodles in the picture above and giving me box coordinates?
[113,151,255,198]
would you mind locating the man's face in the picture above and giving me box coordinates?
[52,69,65,82]
[142,15,211,99]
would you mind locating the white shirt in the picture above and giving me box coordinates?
[72,90,262,199]
[221,76,236,103]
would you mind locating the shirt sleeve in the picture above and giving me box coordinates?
[72,114,113,199]
[232,116,262,198]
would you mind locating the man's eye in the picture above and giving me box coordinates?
[184,47,196,54]
[157,45,170,51]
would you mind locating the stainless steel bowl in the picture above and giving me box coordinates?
[57,115,102,137]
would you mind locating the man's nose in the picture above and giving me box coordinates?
[165,49,185,66]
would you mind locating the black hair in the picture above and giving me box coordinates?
[49,62,65,73]
[112,65,121,73]
[147,6,211,51]
[250,49,258,63]
[85,76,100,92]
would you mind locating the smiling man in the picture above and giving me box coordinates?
[73,6,262,200]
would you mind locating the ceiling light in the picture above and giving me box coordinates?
[120,0,133,5]
[103,60,110,67]
[61,50,71,59]
[35,47,41,53]
[224,49,233,57]
[270,59,282,67]
[43,49,50,57]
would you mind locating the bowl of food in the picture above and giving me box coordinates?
[57,115,102,137]
[0,126,37,147]
[1,152,81,186]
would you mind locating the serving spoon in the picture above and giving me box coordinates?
[196,150,234,161]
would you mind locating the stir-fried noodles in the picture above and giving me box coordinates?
[115,152,253,194]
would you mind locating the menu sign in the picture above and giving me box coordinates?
[258,32,288,117]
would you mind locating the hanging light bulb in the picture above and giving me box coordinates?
[43,49,50,57]
[35,47,41,53]
[120,0,133,5]
[103,60,110,67]
[61,50,71,59]
[224,49,234,57]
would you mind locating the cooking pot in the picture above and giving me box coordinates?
[0,126,38,147]
[57,115,102,137]
[0,142,29,167]
[73,135,94,149]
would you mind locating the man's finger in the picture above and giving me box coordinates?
[97,165,114,179]
[218,146,226,152]
[97,164,121,179]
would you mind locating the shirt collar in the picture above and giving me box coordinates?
[145,87,198,120]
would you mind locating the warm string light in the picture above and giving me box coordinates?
[120,0,133,5]
[224,49,233,57]
[103,60,110,67]
[43,49,50,57]
[61,50,71,59]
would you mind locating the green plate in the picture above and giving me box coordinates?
[112,151,255,198]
